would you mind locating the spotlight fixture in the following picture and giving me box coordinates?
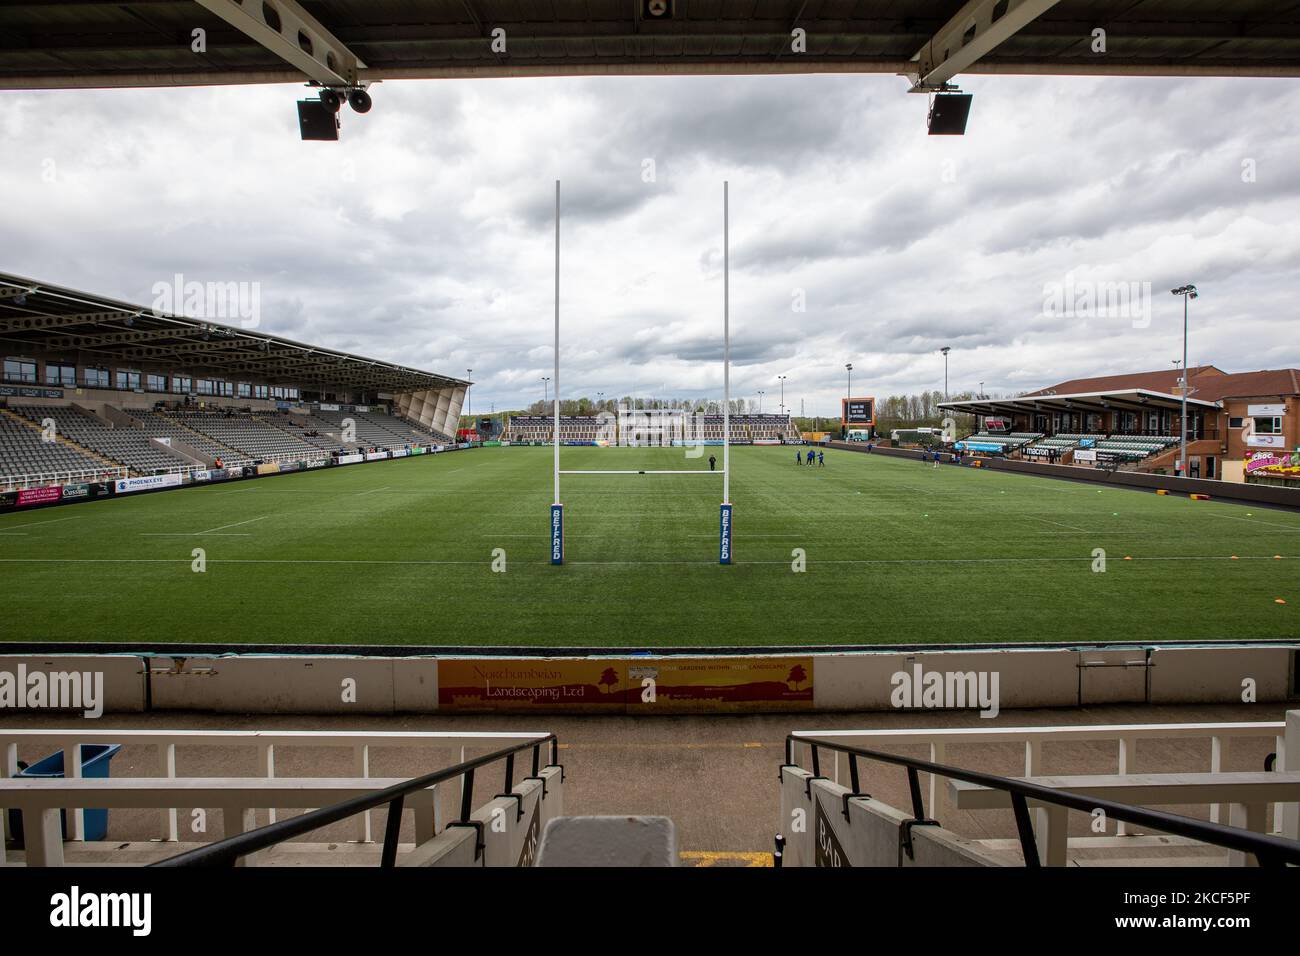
[928,91,973,135]
[297,85,373,141]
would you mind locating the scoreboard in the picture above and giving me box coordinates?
[842,397,875,426]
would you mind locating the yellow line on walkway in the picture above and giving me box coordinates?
[679,851,772,868]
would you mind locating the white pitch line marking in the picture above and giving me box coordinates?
[194,515,270,534]
[0,515,80,533]
[140,533,252,537]
[354,486,392,496]
[1025,515,1090,533]
[1201,512,1300,532]
[0,555,1291,568]
[138,515,270,537]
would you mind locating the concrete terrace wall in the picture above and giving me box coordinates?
[1,645,1294,716]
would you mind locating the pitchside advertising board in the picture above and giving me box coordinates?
[437,657,814,713]
[719,503,732,564]
[550,504,563,564]
[15,485,62,506]
[115,473,183,494]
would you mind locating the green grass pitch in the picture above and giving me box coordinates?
[1,445,1296,647]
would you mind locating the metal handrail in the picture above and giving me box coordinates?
[153,734,560,868]
[785,735,1300,868]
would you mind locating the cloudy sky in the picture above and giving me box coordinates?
[2,71,1298,415]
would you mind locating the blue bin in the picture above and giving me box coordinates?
[7,744,121,846]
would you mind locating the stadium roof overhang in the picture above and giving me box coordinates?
[0,272,466,394]
[938,388,1222,417]
[1,1,1297,91]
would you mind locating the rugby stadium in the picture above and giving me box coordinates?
[1,0,1299,932]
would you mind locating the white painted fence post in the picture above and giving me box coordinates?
[63,744,83,841]
[354,745,371,842]
[164,743,178,841]
[1117,736,1136,836]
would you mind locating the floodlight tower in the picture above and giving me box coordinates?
[1170,284,1199,476]
[940,346,951,400]
[844,362,853,438]
[778,375,787,415]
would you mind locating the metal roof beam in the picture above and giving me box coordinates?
[0,310,141,332]
[908,0,1063,92]
[36,327,212,350]
[113,337,268,360]
[193,0,366,87]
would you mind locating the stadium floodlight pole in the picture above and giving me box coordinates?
[940,346,950,400]
[466,368,472,417]
[1171,284,1198,477]
[778,374,786,414]
[758,390,764,412]
[845,362,853,437]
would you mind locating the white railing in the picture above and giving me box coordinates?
[0,728,552,863]
[790,721,1288,835]
[0,466,126,491]
[947,771,1300,866]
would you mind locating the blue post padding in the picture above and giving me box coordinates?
[719,503,732,565]
[550,504,564,565]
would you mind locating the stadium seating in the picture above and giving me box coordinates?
[164,408,329,461]
[506,413,798,444]
[312,407,450,447]
[13,405,186,474]
[1092,435,1179,461]
[1032,432,1099,452]
[961,432,1042,451]
[0,408,113,484]
[124,408,252,468]
[507,416,607,443]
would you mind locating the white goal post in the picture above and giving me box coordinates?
[549,180,733,565]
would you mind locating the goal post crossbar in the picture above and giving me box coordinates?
[558,469,726,475]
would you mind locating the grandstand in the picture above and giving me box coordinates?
[0,272,467,488]
[941,366,1300,480]
[507,415,610,444]
[506,411,799,446]
[0,406,119,487]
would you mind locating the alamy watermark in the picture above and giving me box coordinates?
[151,273,261,328]
[0,665,104,718]
[1042,273,1152,328]
[890,663,1000,718]
[50,886,151,936]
